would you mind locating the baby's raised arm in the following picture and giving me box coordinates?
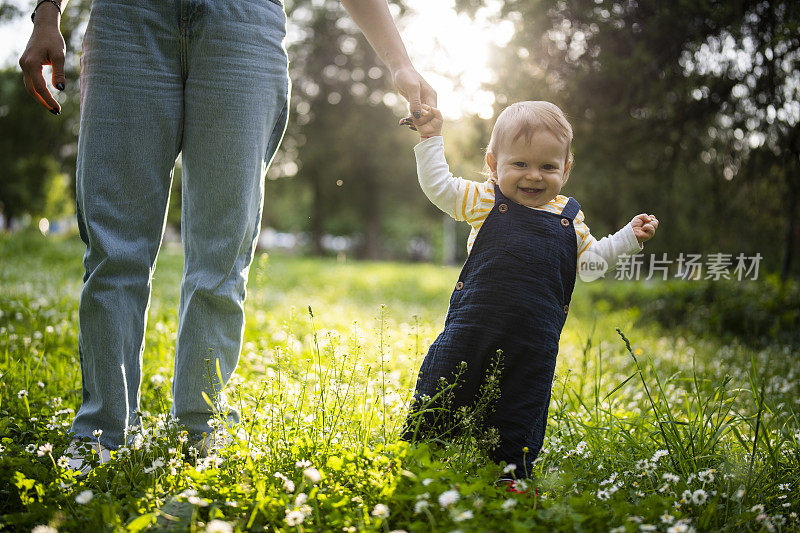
[414,136,464,219]
[409,106,497,226]
[577,213,660,276]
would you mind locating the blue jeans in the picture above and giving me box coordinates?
[71,0,289,448]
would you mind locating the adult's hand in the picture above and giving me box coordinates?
[393,65,437,125]
[19,2,67,115]
[338,0,437,126]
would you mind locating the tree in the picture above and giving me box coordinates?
[274,0,427,259]
[456,0,799,277]
[0,0,91,229]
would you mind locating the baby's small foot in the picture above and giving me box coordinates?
[496,477,540,496]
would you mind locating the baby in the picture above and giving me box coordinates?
[401,101,658,478]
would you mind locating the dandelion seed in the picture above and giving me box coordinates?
[501,498,517,510]
[205,520,233,533]
[17,389,28,398]
[303,467,322,484]
[36,443,53,457]
[371,503,390,519]
[438,489,460,508]
[75,490,93,504]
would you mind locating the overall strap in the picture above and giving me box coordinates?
[492,182,504,204]
[560,197,581,220]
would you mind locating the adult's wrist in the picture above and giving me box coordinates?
[32,1,61,26]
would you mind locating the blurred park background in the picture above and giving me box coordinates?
[0,0,798,277]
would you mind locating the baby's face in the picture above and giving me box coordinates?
[489,130,569,208]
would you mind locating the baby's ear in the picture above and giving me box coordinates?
[486,152,497,174]
[562,158,573,184]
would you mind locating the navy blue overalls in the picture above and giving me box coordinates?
[407,184,580,476]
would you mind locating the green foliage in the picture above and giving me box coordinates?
[454,0,800,277]
[0,69,76,226]
[590,277,800,348]
[0,234,798,531]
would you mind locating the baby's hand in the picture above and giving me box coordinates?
[631,214,659,244]
[399,104,443,139]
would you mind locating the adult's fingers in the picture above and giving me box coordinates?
[21,58,60,113]
[420,82,437,108]
[50,50,66,92]
[406,83,422,119]
[22,73,57,114]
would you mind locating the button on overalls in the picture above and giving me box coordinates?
[407,184,580,475]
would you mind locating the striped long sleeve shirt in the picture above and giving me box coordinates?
[414,136,642,271]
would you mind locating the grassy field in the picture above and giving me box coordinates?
[0,231,798,532]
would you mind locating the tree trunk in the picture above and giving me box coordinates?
[361,177,382,260]
[310,172,324,256]
[780,161,799,282]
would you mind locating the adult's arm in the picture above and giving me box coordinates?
[339,0,436,121]
[19,0,69,114]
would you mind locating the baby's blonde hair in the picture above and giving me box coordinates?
[486,101,574,177]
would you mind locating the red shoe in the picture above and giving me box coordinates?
[497,478,540,496]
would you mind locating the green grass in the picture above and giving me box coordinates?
[0,230,798,532]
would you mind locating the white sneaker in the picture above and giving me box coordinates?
[64,439,111,474]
